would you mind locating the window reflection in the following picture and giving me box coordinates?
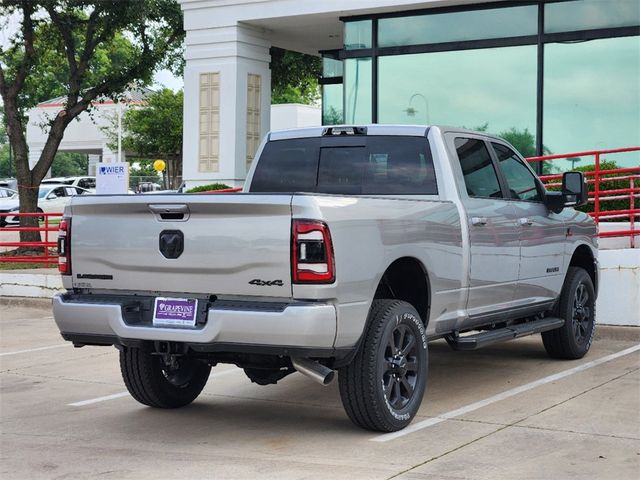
[379,6,537,47]
[344,57,372,124]
[322,84,344,125]
[344,20,372,50]
[544,36,640,169]
[378,46,537,140]
[322,57,343,78]
[545,0,640,33]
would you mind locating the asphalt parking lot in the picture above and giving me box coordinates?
[1,298,639,480]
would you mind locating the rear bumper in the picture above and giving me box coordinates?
[53,293,337,351]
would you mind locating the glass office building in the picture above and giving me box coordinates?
[320,0,640,170]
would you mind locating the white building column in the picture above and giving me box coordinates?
[87,154,101,176]
[101,144,117,164]
[28,146,43,171]
[182,24,272,188]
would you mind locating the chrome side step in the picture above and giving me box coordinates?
[446,317,565,351]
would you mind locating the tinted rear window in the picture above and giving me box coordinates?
[249,136,437,195]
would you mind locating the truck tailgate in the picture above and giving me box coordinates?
[68,194,293,298]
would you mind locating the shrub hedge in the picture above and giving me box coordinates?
[186,183,231,193]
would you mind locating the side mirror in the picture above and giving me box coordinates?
[562,171,588,207]
[544,171,588,214]
[47,193,58,200]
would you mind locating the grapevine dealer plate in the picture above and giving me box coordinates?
[152,297,198,328]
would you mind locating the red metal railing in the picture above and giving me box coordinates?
[195,187,243,194]
[0,212,62,265]
[527,147,640,248]
[2,149,638,266]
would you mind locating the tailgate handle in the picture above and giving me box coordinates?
[149,204,190,221]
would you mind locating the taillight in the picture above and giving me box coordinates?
[58,217,71,275]
[292,220,335,284]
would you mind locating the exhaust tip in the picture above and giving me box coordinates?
[322,370,335,386]
[292,358,335,386]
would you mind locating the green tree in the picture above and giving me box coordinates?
[497,127,556,174]
[574,160,631,220]
[0,119,11,178]
[472,124,557,174]
[0,1,183,243]
[110,89,183,189]
[51,152,88,177]
[270,48,321,105]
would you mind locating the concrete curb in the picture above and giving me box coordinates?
[594,325,640,342]
[0,296,53,310]
[0,270,63,298]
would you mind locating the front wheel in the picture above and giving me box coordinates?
[339,300,428,432]
[542,266,596,359]
[120,347,211,408]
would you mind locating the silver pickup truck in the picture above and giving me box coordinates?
[53,125,598,432]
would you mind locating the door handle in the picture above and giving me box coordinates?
[148,204,190,221]
[471,217,488,226]
[519,217,533,226]
[148,204,190,214]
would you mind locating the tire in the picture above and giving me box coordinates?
[542,266,596,360]
[119,347,211,408]
[338,299,428,432]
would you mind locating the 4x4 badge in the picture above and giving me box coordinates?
[249,279,284,287]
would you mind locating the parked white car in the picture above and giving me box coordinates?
[42,176,96,191]
[0,187,18,200]
[0,184,91,227]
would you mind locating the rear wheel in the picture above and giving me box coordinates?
[120,347,211,408]
[338,300,428,432]
[542,266,596,359]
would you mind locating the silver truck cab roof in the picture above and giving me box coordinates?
[268,124,431,141]
[268,124,509,143]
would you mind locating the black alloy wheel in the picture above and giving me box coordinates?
[572,282,592,344]
[542,266,596,360]
[339,299,428,432]
[382,323,420,411]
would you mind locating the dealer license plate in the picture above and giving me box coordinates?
[152,297,198,328]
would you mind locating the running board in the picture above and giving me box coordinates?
[446,317,565,351]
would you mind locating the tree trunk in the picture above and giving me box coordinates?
[169,153,181,190]
[17,179,42,247]
[2,97,43,244]
[166,156,173,189]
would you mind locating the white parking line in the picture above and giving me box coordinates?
[68,367,240,407]
[69,392,130,407]
[372,343,640,443]
[0,344,68,357]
